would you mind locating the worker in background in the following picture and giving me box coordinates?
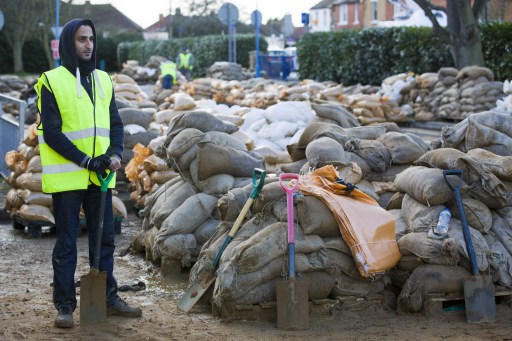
[35,18,142,328]
[160,58,177,90]
[176,46,194,81]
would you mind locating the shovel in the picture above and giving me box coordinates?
[443,169,496,323]
[80,171,115,325]
[178,168,267,312]
[276,173,309,330]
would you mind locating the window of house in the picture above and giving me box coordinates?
[353,4,359,24]
[339,4,348,25]
[371,0,378,21]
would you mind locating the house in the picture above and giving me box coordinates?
[310,0,399,31]
[61,0,143,37]
[310,0,335,32]
[310,0,512,32]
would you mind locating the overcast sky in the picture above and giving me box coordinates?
[78,0,319,29]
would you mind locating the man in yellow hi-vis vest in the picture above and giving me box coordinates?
[35,18,141,328]
[176,46,194,81]
[160,58,177,89]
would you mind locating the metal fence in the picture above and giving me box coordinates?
[0,95,26,178]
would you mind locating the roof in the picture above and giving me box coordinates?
[311,0,336,10]
[62,1,143,33]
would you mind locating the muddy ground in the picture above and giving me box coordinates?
[1,200,512,341]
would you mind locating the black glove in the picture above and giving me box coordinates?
[86,154,111,173]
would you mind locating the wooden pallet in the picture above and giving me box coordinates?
[423,289,512,318]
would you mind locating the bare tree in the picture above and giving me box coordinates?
[0,0,43,72]
[187,0,218,16]
[414,0,486,68]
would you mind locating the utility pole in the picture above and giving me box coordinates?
[169,0,173,39]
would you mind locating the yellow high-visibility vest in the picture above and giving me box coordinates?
[178,53,191,69]
[35,66,115,193]
[160,62,177,84]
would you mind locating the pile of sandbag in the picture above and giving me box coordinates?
[124,142,179,209]
[188,168,398,312]
[440,111,512,156]
[112,73,149,103]
[396,67,505,121]
[389,145,512,314]
[494,80,512,114]
[239,101,315,171]
[4,123,128,227]
[0,74,28,95]
[3,124,53,225]
[286,114,430,208]
[206,62,251,81]
[130,111,263,268]
[120,59,158,83]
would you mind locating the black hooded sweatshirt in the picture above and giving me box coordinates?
[39,18,124,168]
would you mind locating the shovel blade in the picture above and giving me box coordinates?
[463,275,496,324]
[178,276,216,312]
[80,269,107,325]
[276,279,309,330]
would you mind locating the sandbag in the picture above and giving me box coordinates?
[467,148,512,181]
[311,102,360,128]
[398,232,459,266]
[446,197,492,233]
[397,264,471,313]
[118,107,153,129]
[377,132,429,164]
[19,189,53,207]
[394,166,455,206]
[15,172,42,192]
[344,139,390,172]
[305,137,352,169]
[297,195,339,237]
[157,234,198,267]
[167,128,205,158]
[491,208,512,255]
[157,192,218,237]
[401,194,444,232]
[196,141,264,181]
[17,204,55,224]
[165,111,238,143]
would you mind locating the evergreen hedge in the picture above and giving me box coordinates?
[117,34,268,77]
[297,23,512,85]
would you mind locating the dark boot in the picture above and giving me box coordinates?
[107,298,142,317]
[54,306,74,328]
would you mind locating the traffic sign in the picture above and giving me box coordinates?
[218,3,238,26]
[251,10,262,26]
[301,13,309,25]
[51,39,59,50]
[0,10,4,31]
[51,26,63,39]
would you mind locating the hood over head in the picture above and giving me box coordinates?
[58,18,104,98]
[59,18,97,75]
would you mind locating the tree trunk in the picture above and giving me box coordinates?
[13,39,24,73]
[447,0,485,68]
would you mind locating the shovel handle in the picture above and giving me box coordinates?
[93,171,114,270]
[250,168,267,199]
[279,173,299,279]
[443,169,463,192]
[443,169,479,276]
[97,171,115,192]
[211,168,267,272]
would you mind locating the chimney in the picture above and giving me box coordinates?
[85,0,91,15]
[159,14,164,25]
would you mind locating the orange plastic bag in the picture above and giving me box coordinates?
[298,165,400,277]
[125,143,152,182]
